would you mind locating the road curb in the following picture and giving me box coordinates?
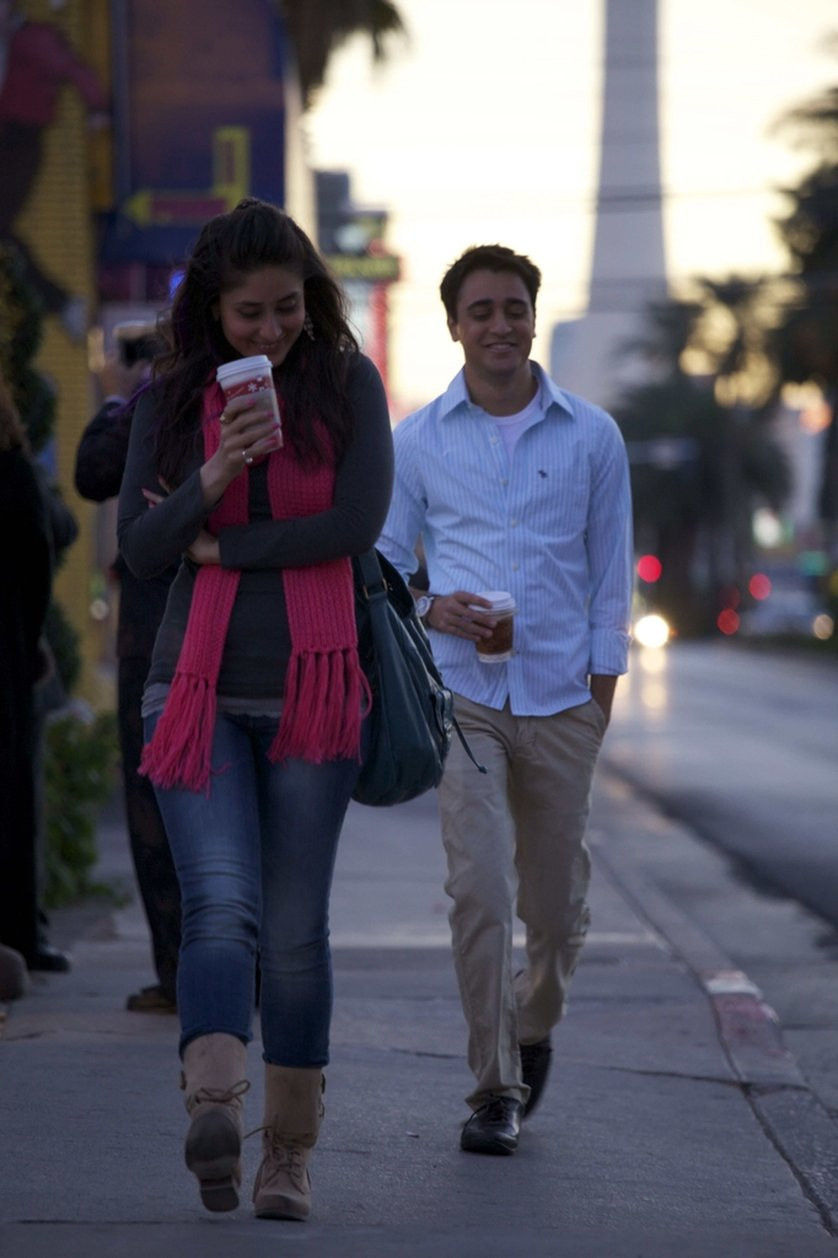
[593,806,838,1236]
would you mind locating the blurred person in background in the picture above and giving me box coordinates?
[75,326,181,1013]
[0,367,53,980]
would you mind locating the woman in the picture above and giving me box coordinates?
[0,368,53,979]
[117,198,393,1221]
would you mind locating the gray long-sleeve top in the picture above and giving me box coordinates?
[117,352,393,702]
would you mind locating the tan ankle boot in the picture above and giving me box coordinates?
[252,1065,324,1221]
[181,1033,249,1212]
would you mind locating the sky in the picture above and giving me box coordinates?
[304,0,838,413]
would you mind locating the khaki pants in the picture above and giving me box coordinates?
[438,694,606,1109]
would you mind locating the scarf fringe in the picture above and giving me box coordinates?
[139,673,218,795]
[269,647,371,765]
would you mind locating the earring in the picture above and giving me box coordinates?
[303,313,315,341]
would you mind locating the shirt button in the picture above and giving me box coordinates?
[512,562,520,571]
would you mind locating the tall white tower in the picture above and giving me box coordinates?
[550,0,668,409]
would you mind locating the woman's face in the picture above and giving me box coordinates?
[215,265,306,368]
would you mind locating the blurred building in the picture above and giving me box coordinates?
[550,0,668,410]
[98,0,310,307]
[1,0,110,700]
[0,0,315,705]
[315,170,400,396]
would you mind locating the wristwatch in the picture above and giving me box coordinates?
[414,594,436,624]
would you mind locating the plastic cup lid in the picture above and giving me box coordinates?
[216,355,273,384]
[475,591,516,612]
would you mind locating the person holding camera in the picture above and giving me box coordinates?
[75,329,181,1013]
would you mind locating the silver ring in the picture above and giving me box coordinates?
[242,449,253,465]
[220,411,230,426]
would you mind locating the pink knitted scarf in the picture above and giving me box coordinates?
[140,383,370,794]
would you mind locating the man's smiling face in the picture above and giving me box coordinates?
[447,268,536,386]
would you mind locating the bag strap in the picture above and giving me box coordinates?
[355,547,389,603]
[357,550,486,776]
[452,715,488,775]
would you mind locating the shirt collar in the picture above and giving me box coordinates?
[439,362,574,421]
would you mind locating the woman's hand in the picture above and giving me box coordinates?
[200,394,283,505]
[184,528,220,566]
[142,484,217,565]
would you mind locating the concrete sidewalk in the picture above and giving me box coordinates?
[1,774,837,1257]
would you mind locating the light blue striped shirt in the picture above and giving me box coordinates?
[377,363,634,716]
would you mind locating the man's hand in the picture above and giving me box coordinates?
[100,352,150,402]
[424,591,497,642]
[589,674,618,727]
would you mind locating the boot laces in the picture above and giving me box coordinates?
[187,1078,250,1108]
[251,1132,307,1190]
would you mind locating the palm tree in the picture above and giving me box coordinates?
[617,371,721,634]
[772,54,838,536]
[276,0,407,109]
[614,287,790,635]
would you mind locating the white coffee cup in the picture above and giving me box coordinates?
[471,591,517,663]
[216,355,282,448]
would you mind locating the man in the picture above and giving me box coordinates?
[378,244,633,1156]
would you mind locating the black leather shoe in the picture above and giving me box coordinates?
[30,944,71,973]
[460,1095,523,1155]
[520,1036,552,1118]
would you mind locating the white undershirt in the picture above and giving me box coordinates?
[472,386,544,460]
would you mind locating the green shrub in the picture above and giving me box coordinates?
[43,706,119,909]
[44,601,81,696]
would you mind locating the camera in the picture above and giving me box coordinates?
[114,321,163,367]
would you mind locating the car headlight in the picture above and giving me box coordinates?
[633,613,671,649]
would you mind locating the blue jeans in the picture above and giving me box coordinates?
[144,710,361,1066]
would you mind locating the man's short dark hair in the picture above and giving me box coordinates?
[439,245,542,321]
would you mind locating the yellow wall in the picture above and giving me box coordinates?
[17,0,113,708]
[11,1,303,710]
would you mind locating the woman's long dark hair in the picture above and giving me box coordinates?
[150,198,359,485]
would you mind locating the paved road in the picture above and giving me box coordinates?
[601,638,838,1146]
[3,770,838,1255]
[603,640,838,926]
